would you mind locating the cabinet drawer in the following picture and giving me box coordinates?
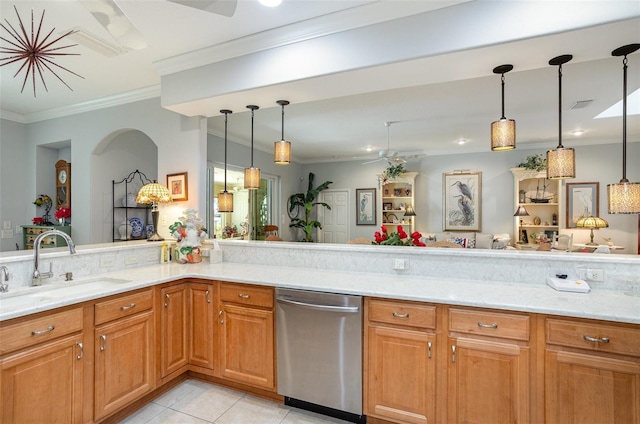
[95,289,153,325]
[368,298,436,329]
[0,307,83,355]
[220,283,273,308]
[449,308,530,341]
[546,318,640,357]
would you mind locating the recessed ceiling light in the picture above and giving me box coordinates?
[365,146,374,152]
[258,0,282,7]
[571,130,584,136]
[457,139,467,145]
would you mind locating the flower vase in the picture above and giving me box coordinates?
[58,218,65,226]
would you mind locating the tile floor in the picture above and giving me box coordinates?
[118,379,351,424]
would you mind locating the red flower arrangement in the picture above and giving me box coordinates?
[32,217,44,225]
[54,207,71,220]
[373,225,425,246]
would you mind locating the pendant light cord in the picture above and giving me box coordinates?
[224,111,229,192]
[281,103,285,140]
[500,73,506,119]
[250,108,255,167]
[557,63,564,149]
[622,54,628,181]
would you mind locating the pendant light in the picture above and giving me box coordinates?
[491,64,516,151]
[244,105,261,190]
[218,109,233,212]
[607,43,640,214]
[546,54,575,179]
[274,100,291,164]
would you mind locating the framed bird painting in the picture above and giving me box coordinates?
[443,171,482,231]
[356,188,376,225]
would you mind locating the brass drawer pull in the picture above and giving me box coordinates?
[238,293,251,299]
[218,310,224,324]
[31,325,55,336]
[205,290,211,303]
[100,335,107,351]
[164,293,170,307]
[428,341,432,359]
[76,342,84,360]
[451,345,456,363]
[120,302,136,311]
[478,321,498,329]
[392,311,409,318]
[584,334,610,343]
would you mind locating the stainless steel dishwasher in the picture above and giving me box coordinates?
[276,288,365,423]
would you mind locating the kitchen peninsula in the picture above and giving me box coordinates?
[1,241,638,423]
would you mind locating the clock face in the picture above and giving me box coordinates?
[58,170,67,184]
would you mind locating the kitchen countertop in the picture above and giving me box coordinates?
[1,261,638,324]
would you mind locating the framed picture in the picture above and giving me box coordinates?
[167,172,188,201]
[356,188,376,225]
[566,182,599,228]
[443,171,482,231]
[520,229,528,244]
[383,202,392,211]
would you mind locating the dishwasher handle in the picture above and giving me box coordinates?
[276,297,360,313]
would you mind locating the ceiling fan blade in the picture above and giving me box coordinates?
[388,157,407,164]
[362,158,384,165]
[81,0,147,51]
[167,0,238,17]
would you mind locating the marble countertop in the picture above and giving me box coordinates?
[1,261,639,324]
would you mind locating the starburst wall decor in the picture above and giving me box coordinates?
[0,5,83,97]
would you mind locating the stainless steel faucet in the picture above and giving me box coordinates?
[0,266,9,292]
[32,230,76,286]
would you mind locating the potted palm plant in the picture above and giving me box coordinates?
[288,172,332,242]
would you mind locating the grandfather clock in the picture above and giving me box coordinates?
[55,160,71,209]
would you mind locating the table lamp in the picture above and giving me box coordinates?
[513,205,529,225]
[136,181,172,241]
[576,216,609,246]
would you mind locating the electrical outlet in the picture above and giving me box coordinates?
[99,257,115,268]
[393,258,408,270]
[577,268,604,282]
[125,255,139,265]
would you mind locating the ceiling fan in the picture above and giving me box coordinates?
[81,0,237,52]
[361,121,426,165]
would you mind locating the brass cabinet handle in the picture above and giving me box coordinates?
[205,290,211,303]
[121,302,136,311]
[218,310,224,324]
[451,345,456,363]
[428,341,432,359]
[392,311,409,318]
[32,325,55,336]
[584,334,610,343]
[100,335,107,351]
[164,293,170,307]
[477,321,498,329]
[238,293,250,299]
[76,342,84,360]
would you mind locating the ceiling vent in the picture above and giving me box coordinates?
[570,100,593,109]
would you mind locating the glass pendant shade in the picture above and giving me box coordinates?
[244,167,261,189]
[490,64,515,151]
[491,119,516,151]
[274,100,291,164]
[218,190,234,213]
[607,44,640,214]
[546,147,575,179]
[274,140,291,164]
[607,182,640,214]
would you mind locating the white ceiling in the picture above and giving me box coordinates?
[1,0,639,164]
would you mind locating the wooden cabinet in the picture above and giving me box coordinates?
[378,172,418,234]
[511,167,561,246]
[365,298,436,424]
[217,282,275,390]
[21,224,71,250]
[94,289,154,421]
[447,307,531,424]
[159,283,189,378]
[189,282,215,370]
[0,308,85,424]
[545,318,640,423]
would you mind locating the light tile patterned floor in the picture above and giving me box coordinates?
[118,379,351,424]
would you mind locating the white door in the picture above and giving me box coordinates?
[318,189,349,243]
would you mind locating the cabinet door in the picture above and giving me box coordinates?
[189,283,214,369]
[218,302,274,390]
[366,325,435,424]
[160,284,189,377]
[546,349,640,424]
[448,337,529,424]
[94,310,154,421]
[1,334,84,424]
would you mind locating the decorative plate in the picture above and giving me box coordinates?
[129,217,144,238]
[145,224,155,238]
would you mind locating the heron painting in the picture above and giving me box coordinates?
[443,172,482,231]
[356,188,376,225]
